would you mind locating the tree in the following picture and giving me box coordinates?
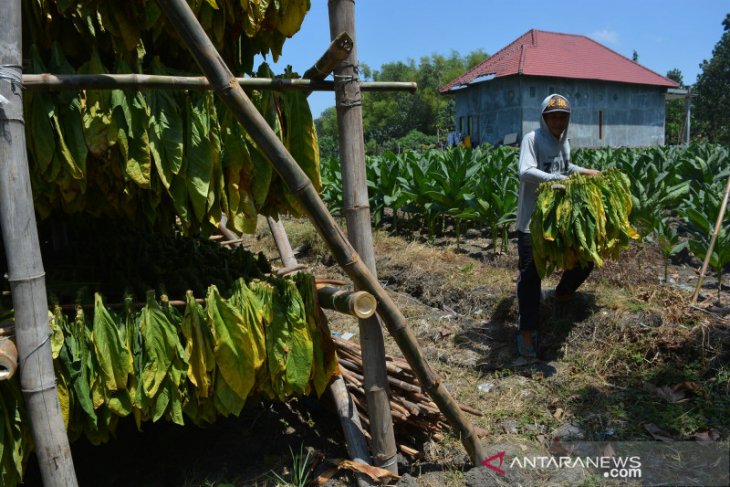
[665,68,686,145]
[693,13,730,144]
[314,106,340,160]
[315,50,488,155]
[362,50,487,153]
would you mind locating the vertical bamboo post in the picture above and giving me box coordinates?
[327,0,398,473]
[0,2,79,485]
[153,0,486,466]
[267,33,372,484]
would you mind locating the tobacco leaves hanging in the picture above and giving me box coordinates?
[2,273,339,486]
[22,0,320,236]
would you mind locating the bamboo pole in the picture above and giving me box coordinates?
[317,286,377,318]
[302,31,354,92]
[265,31,375,483]
[0,2,79,485]
[691,172,730,304]
[153,0,486,466]
[0,337,18,381]
[266,29,355,283]
[267,217,299,268]
[22,74,416,93]
[328,0,399,473]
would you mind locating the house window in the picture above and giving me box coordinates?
[530,87,535,97]
[471,116,480,144]
[467,116,473,135]
[598,110,604,140]
[459,117,466,134]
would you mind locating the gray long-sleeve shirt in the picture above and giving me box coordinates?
[516,94,586,233]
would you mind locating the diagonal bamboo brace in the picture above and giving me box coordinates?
[154,0,486,466]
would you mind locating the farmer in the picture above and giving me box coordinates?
[515,94,600,360]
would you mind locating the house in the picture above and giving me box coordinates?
[440,29,678,148]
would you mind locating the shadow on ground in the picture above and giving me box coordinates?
[452,292,598,375]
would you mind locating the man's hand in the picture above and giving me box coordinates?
[580,168,600,176]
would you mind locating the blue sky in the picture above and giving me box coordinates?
[261,1,728,118]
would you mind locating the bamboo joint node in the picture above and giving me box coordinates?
[6,271,46,283]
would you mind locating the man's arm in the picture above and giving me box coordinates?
[567,162,600,176]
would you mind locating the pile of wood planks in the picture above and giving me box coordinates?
[332,335,484,457]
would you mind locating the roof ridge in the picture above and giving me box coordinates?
[577,33,677,85]
[518,44,526,74]
[439,28,677,93]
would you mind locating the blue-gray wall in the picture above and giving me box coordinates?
[452,75,668,148]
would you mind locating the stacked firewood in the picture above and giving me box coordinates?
[332,336,483,456]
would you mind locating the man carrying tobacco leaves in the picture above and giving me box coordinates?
[515,94,600,361]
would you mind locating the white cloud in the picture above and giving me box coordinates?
[589,29,620,45]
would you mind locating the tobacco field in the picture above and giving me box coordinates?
[1,1,729,486]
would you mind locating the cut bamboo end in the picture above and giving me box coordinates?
[0,337,18,381]
[317,286,377,318]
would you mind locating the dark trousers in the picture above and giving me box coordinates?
[517,231,594,331]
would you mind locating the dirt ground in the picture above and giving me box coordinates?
[20,218,730,486]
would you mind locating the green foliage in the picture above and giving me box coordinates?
[693,13,730,143]
[321,145,727,282]
[665,68,688,145]
[681,187,730,300]
[321,146,519,246]
[316,50,488,155]
[381,129,438,154]
[268,444,312,487]
[22,0,310,74]
[23,2,321,236]
[1,275,337,487]
[645,220,688,284]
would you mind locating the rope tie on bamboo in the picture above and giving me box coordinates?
[333,73,362,108]
[21,332,57,393]
[0,64,23,91]
[0,64,24,122]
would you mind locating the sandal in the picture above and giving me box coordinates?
[516,333,539,359]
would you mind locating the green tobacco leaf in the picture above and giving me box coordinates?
[59,308,97,422]
[91,294,133,392]
[276,0,309,36]
[267,278,313,399]
[25,48,57,175]
[281,89,320,214]
[148,58,184,187]
[49,44,88,184]
[221,108,258,234]
[113,60,152,189]
[185,93,215,223]
[206,285,257,415]
[78,49,119,157]
[294,274,338,397]
[138,292,179,399]
[181,291,215,397]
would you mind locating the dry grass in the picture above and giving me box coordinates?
[249,216,730,484]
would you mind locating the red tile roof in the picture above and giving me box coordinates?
[440,29,678,93]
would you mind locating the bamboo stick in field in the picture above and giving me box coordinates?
[153,0,486,467]
[691,172,730,304]
[0,2,78,485]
